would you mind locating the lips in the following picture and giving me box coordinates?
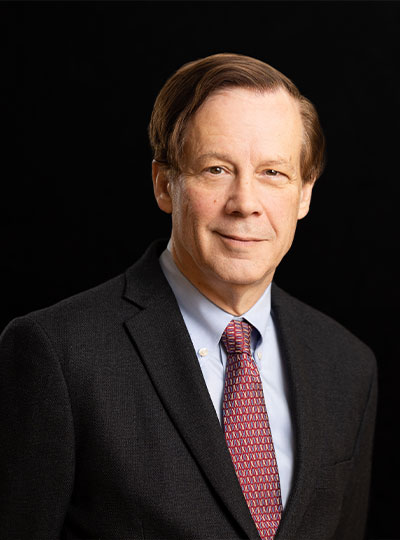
[217,232,264,242]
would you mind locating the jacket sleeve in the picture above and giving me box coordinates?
[333,352,378,540]
[0,316,74,539]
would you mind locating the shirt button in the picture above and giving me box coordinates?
[199,348,208,357]
[257,351,262,359]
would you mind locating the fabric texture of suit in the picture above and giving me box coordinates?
[0,240,377,540]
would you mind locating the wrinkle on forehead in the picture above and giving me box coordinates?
[181,87,303,175]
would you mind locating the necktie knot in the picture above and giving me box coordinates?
[221,319,252,355]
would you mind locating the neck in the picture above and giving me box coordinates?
[194,279,272,316]
[172,257,272,316]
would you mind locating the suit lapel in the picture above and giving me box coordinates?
[123,241,260,540]
[271,284,325,539]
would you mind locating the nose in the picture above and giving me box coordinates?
[224,174,263,217]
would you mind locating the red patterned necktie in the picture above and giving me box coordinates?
[221,319,282,540]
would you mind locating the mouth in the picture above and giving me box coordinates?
[216,232,265,244]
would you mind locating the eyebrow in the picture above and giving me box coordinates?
[196,152,296,173]
[196,152,233,163]
[260,159,296,172]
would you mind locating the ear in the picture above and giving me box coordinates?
[152,160,172,214]
[297,179,315,220]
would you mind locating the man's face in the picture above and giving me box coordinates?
[153,87,314,311]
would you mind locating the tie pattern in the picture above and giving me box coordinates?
[221,319,282,540]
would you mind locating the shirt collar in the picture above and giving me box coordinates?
[159,242,272,357]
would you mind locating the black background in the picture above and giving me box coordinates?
[1,2,399,538]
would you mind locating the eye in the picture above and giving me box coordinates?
[261,168,290,185]
[206,166,224,175]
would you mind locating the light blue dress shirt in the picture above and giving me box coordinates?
[159,245,294,507]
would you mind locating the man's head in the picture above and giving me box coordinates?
[149,53,325,314]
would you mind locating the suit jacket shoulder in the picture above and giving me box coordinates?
[1,241,169,358]
[272,282,376,370]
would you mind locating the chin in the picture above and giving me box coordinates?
[211,263,274,288]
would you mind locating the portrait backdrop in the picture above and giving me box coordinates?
[1,2,399,539]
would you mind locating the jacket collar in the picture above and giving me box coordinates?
[271,284,325,538]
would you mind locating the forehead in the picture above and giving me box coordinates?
[184,87,303,167]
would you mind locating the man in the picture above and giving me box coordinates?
[0,54,377,540]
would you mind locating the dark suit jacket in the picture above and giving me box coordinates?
[0,240,377,540]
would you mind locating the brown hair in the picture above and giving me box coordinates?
[149,53,325,184]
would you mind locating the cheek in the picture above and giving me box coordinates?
[181,187,220,227]
[170,191,202,241]
[266,192,301,234]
